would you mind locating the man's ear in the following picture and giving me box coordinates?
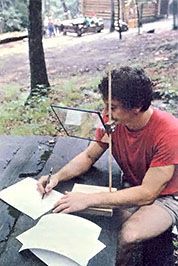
[133,107,141,115]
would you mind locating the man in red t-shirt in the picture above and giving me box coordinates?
[38,66,178,265]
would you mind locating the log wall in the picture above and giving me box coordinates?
[80,0,168,23]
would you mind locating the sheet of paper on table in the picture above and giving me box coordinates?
[17,213,105,266]
[30,249,80,266]
[0,177,63,220]
[72,183,117,193]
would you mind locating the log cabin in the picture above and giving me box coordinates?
[80,0,170,27]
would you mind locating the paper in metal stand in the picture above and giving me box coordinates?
[51,105,107,143]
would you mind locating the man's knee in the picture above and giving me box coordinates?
[116,224,142,266]
[119,223,141,246]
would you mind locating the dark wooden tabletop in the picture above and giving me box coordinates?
[0,135,122,266]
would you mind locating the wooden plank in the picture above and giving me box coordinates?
[142,3,158,17]
[83,0,118,19]
[0,35,28,45]
[82,0,159,21]
[72,183,117,216]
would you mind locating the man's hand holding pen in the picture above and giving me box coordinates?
[41,167,53,199]
[37,167,58,197]
[37,168,92,213]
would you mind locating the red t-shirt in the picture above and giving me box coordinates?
[96,109,178,195]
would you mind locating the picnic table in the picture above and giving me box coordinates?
[0,135,174,265]
[61,17,104,37]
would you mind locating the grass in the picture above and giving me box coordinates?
[0,98,55,135]
[0,73,104,135]
[0,63,178,136]
[0,69,177,136]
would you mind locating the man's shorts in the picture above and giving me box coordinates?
[122,182,178,226]
[154,195,178,225]
[126,195,178,226]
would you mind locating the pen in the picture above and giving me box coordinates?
[41,167,53,199]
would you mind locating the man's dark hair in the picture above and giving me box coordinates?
[98,66,153,111]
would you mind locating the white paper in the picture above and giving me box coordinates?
[72,183,117,193]
[65,110,82,126]
[0,177,63,220]
[17,213,102,242]
[30,249,79,266]
[17,213,105,266]
[20,240,104,266]
[172,225,178,235]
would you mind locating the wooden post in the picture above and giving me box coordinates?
[108,67,112,192]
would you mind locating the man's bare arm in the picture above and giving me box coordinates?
[87,164,175,208]
[37,141,106,194]
[52,164,175,213]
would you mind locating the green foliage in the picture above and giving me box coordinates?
[14,0,28,28]
[0,93,56,135]
[2,83,23,101]
[0,0,28,32]
[51,74,102,107]
[173,238,178,249]
[66,0,80,18]
[43,0,80,19]
[0,0,80,32]
[43,0,63,17]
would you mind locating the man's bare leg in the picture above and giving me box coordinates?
[116,203,173,266]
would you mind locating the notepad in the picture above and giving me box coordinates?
[0,177,63,220]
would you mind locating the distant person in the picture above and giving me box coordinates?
[38,66,178,265]
[54,19,62,35]
[48,18,55,37]
[43,16,48,37]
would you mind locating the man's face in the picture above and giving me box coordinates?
[103,99,138,126]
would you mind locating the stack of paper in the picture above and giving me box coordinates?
[0,177,106,265]
[17,213,106,266]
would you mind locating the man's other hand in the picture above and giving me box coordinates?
[53,191,90,213]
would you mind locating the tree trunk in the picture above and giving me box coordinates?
[60,0,69,19]
[117,0,122,40]
[172,0,178,30]
[110,0,115,32]
[28,0,50,96]
[135,0,141,35]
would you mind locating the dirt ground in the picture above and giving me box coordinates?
[0,18,178,91]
